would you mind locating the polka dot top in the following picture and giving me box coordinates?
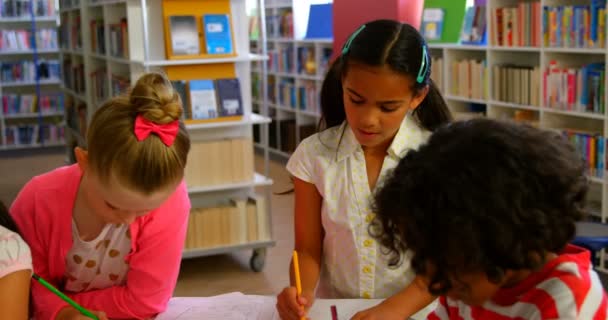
[65,219,131,292]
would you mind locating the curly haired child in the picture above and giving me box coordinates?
[372,118,608,319]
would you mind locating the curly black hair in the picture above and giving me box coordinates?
[370,118,588,295]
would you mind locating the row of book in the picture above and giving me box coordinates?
[63,59,85,94]
[0,59,60,83]
[1,0,55,18]
[2,92,63,115]
[562,129,605,178]
[493,64,541,107]
[65,98,87,138]
[184,138,254,188]
[172,78,243,121]
[491,2,542,47]
[90,18,105,55]
[0,28,57,51]
[5,122,64,146]
[90,67,107,104]
[268,46,295,74]
[108,18,128,58]
[431,56,444,93]
[184,196,269,250]
[267,46,333,78]
[59,13,82,51]
[91,17,130,57]
[111,74,129,97]
[449,59,488,101]
[167,14,232,57]
[58,0,78,9]
[266,10,293,39]
[544,61,605,114]
[543,2,607,49]
[276,79,320,114]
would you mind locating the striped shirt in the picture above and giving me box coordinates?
[427,245,608,320]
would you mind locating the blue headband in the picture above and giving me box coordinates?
[342,25,366,55]
[416,45,428,84]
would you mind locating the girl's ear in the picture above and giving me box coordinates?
[74,147,89,173]
[409,85,429,111]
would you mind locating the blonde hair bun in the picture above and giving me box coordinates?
[129,73,183,124]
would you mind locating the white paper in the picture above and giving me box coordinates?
[155,293,436,320]
[155,293,279,320]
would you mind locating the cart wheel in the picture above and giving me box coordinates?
[250,248,266,272]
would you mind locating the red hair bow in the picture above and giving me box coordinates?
[134,114,179,147]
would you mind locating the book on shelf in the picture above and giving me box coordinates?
[108,18,128,58]
[0,28,58,51]
[90,18,105,54]
[4,122,64,146]
[2,92,64,115]
[215,78,243,117]
[492,64,540,106]
[63,58,85,93]
[111,73,130,96]
[305,3,332,39]
[450,59,488,101]
[202,14,233,55]
[543,61,605,114]
[431,56,443,93]
[422,0,467,43]
[184,195,268,250]
[492,2,541,47]
[189,79,218,120]
[0,59,60,83]
[268,45,295,73]
[461,5,486,45]
[90,67,108,104]
[168,15,200,56]
[184,137,254,188]
[297,46,316,75]
[543,2,606,49]
[421,8,445,41]
[1,0,56,18]
[561,129,605,178]
[171,80,190,120]
[266,9,293,38]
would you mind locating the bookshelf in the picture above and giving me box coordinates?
[0,0,66,151]
[426,0,608,273]
[58,0,275,271]
[250,0,333,158]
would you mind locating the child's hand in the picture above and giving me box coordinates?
[350,301,406,320]
[276,286,314,320]
[56,307,109,320]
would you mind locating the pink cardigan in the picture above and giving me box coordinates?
[10,164,191,320]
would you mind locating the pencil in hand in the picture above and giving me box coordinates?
[32,273,100,320]
[293,250,305,320]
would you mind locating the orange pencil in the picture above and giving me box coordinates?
[293,250,305,320]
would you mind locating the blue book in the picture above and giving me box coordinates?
[203,14,233,55]
[215,78,243,116]
[189,80,218,119]
[305,3,333,39]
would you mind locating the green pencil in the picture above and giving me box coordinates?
[32,273,99,320]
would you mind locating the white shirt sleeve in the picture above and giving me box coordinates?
[286,135,317,183]
[0,226,32,278]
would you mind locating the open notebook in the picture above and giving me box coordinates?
[155,292,434,320]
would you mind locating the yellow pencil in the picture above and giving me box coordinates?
[293,250,304,320]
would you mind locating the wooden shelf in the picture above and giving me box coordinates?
[187,173,273,194]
